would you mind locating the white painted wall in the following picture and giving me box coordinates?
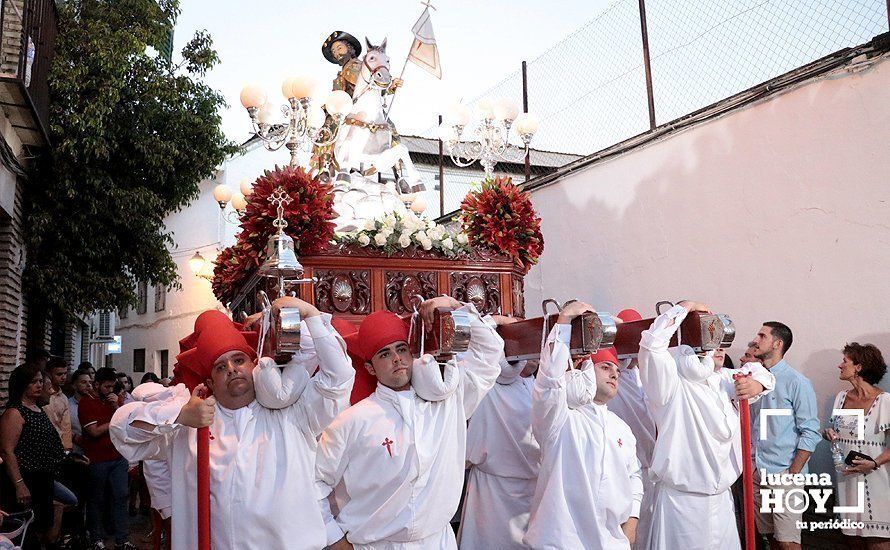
[524,53,890,474]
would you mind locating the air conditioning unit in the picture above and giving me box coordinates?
[96,311,116,341]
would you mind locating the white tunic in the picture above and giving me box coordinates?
[637,305,775,550]
[315,304,504,549]
[458,361,540,549]
[524,324,643,550]
[608,362,657,549]
[110,315,353,550]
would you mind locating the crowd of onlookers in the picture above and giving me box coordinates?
[0,351,170,550]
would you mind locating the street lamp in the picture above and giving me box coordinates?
[189,251,207,274]
[213,184,232,209]
[240,76,353,170]
[439,98,539,178]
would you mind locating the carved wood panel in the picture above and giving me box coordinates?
[384,271,439,313]
[450,272,501,315]
[314,269,371,314]
[512,275,525,318]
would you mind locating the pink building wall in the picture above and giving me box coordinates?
[525,53,890,473]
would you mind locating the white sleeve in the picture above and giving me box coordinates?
[532,324,571,448]
[316,420,349,545]
[454,303,505,418]
[412,356,460,402]
[718,363,776,405]
[109,384,190,462]
[625,430,644,518]
[318,492,346,546]
[253,355,310,410]
[295,315,355,438]
[638,305,686,407]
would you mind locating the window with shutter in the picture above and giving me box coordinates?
[137,282,148,314]
[134,348,146,372]
[154,285,166,312]
[159,350,169,378]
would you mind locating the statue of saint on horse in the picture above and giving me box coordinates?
[321,33,424,194]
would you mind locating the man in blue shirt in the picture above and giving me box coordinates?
[748,322,821,550]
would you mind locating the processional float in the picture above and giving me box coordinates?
[198,2,542,546]
[199,2,754,548]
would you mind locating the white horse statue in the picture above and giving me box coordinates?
[333,38,424,192]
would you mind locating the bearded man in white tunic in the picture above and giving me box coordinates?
[458,315,540,549]
[317,296,505,550]
[109,297,354,550]
[637,300,775,550]
[524,301,644,550]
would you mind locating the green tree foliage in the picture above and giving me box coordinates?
[25,0,238,314]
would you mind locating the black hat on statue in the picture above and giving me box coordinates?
[322,31,362,64]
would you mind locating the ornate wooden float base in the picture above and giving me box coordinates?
[229,243,527,322]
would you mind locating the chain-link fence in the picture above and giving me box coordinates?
[429,0,888,217]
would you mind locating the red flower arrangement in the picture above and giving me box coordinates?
[238,165,335,255]
[211,166,336,304]
[460,176,544,273]
[211,240,260,305]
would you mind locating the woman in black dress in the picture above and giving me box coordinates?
[1,363,66,547]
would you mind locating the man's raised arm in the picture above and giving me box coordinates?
[110,383,212,462]
[419,296,505,418]
[292,302,354,438]
[532,300,594,448]
[638,301,709,407]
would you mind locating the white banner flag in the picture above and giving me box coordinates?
[408,6,442,79]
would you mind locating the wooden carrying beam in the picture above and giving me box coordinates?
[497,312,617,361]
[613,311,736,357]
[408,307,473,359]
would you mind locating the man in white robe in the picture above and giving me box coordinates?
[317,296,505,550]
[109,297,353,550]
[637,301,775,550]
[458,347,540,549]
[524,301,644,550]
[607,308,658,548]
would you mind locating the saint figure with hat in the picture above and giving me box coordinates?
[316,295,506,549]
[323,30,363,98]
[108,296,354,550]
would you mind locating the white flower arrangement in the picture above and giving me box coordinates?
[336,212,471,258]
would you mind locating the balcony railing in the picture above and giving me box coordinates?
[0,0,57,146]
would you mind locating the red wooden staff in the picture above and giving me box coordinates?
[734,372,756,550]
[196,391,211,550]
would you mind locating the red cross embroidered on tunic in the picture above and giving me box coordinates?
[617,438,622,447]
[382,438,394,457]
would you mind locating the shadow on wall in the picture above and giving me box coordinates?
[525,57,890,477]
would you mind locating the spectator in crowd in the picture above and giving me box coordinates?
[39,371,53,407]
[69,369,93,454]
[139,373,160,385]
[79,367,135,550]
[116,373,135,405]
[44,358,73,451]
[77,362,96,376]
[823,343,889,549]
[27,349,51,371]
[748,322,821,550]
[0,364,66,548]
